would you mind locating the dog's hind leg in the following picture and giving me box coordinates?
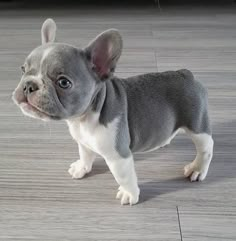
[180,80,214,182]
[184,129,214,182]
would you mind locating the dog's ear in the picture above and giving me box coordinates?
[41,18,57,44]
[84,29,123,80]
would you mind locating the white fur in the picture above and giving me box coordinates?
[110,155,140,205]
[25,46,54,83]
[41,46,54,67]
[37,46,54,80]
[66,112,140,205]
[68,144,96,179]
[184,129,214,181]
[67,112,119,157]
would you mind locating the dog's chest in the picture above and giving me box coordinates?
[66,113,118,156]
[68,120,97,152]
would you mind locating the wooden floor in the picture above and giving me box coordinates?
[0,5,236,241]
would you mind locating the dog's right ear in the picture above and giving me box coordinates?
[41,18,57,44]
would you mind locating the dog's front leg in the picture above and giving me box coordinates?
[68,143,96,179]
[105,154,140,205]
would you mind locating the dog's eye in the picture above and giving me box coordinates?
[57,78,72,89]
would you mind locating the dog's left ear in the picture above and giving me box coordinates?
[84,29,123,80]
[41,18,57,44]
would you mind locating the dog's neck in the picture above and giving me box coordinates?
[66,81,107,124]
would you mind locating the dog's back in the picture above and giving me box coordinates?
[121,69,211,152]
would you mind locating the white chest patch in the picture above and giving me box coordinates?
[67,112,120,158]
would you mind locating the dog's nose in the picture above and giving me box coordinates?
[23,81,39,95]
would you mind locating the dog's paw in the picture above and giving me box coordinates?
[184,161,208,182]
[116,186,140,205]
[68,160,92,179]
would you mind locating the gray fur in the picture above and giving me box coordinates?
[13,20,211,158]
[123,70,211,152]
[89,70,211,155]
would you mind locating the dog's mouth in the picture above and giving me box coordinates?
[19,101,60,120]
[12,89,62,120]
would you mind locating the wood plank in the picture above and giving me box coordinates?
[0,5,236,240]
[179,206,236,241]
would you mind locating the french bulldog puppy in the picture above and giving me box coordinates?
[13,18,214,205]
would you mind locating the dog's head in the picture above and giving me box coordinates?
[12,18,122,120]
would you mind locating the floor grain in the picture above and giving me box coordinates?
[0,5,236,240]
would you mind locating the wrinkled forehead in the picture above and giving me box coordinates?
[25,43,82,75]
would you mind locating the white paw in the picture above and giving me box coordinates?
[68,160,92,179]
[184,161,208,182]
[116,186,140,205]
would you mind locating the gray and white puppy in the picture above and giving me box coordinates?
[13,19,214,205]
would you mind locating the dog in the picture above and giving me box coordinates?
[12,18,214,205]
